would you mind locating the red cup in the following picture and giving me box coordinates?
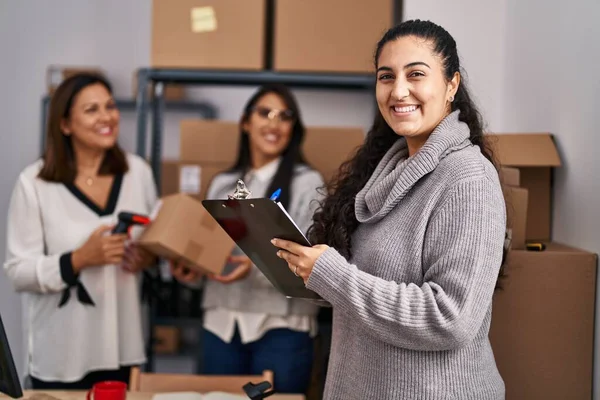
[87,381,127,400]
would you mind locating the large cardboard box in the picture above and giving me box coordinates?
[46,66,104,95]
[137,193,234,275]
[151,0,266,70]
[273,0,393,73]
[179,120,365,185]
[161,159,231,200]
[489,243,597,399]
[490,134,561,241]
[500,167,528,250]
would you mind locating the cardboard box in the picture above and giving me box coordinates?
[179,119,365,184]
[161,159,231,200]
[46,66,104,95]
[137,193,234,275]
[153,326,180,354]
[490,134,562,241]
[151,0,266,70]
[180,120,240,164]
[500,167,528,250]
[273,0,393,73]
[132,69,185,101]
[489,243,597,399]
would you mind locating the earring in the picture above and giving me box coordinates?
[449,96,454,102]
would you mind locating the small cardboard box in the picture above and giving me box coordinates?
[273,0,393,73]
[489,134,562,241]
[161,159,231,200]
[500,167,528,250]
[153,326,180,354]
[179,119,365,184]
[137,193,234,275]
[151,0,266,70]
[489,243,597,399]
[46,66,104,95]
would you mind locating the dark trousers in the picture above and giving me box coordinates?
[202,326,314,394]
[30,366,132,390]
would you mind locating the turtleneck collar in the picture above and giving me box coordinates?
[355,110,472,224]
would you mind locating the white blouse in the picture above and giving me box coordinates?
[3,153,157,382]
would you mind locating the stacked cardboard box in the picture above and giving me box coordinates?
[487,133,597,400]
[150,0,395,73]
[273,0,394,73]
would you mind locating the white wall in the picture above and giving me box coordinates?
[403,0,508,132]
[0,0,515,383]
[501,0,600,397]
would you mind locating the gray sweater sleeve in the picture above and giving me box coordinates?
[306,177,506,351]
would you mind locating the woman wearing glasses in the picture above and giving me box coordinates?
[171,84,323,394]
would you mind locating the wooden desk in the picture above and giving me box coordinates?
[4,391,304,400]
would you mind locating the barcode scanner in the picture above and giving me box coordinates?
[112,211,151,236]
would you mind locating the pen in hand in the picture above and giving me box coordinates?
[269,188,281,201]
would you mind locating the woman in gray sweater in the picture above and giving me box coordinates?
[273,20,507,399]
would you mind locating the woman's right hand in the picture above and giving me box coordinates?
[71,225,128,273]
[170,260,202,283]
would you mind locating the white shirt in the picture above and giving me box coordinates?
[203,158,318,344]
[3,153,157,382]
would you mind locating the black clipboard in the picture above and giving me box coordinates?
[202,198,327,304]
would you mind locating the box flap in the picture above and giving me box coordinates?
[489,134,561,167]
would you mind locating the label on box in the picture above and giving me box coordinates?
[190,7,217,33]
[180,165,201,194]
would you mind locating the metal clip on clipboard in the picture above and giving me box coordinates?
[228,179,252,200]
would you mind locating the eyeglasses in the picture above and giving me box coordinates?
[251,106,296,124]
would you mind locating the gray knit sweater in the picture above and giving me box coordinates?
[306,111,506,400]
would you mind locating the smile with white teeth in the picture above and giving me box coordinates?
[393,105,419,113]
[264,133,279,143]
[98,127,112,135]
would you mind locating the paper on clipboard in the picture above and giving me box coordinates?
[276,202,310,243]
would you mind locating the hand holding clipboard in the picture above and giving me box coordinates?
[202,180,330,305]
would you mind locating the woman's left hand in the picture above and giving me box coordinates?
[271,238,329,284]
[122,243,157,273]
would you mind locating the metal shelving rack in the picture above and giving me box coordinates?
[133,68,376,372]
[134,68,375,190]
